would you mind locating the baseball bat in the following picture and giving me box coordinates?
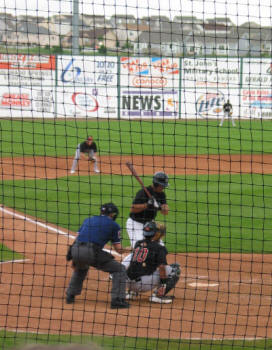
[126,162,152,199]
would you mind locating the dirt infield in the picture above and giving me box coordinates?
[1,155,272,340]
[1,154,272,180]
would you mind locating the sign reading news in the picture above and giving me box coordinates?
[120,89,179,118]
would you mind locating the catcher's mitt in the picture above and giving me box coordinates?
[152,222,166,242]
[229,111,233,116]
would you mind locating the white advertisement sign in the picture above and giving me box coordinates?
[121,89,179,119]
[0,86,54,117]
[181,89,240,119]
[120,57,180,88]
[57,56,118,87]
[183,58,240,88]
[242,59,272,88]
[0,54,56,86]
[241,89,272,119]
[57,87,117,118]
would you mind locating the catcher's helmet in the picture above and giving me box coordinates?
[143,221,157,238]
[153,172,169,188]
[100,203,119,220]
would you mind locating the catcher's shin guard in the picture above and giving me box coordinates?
[165,263,181,294]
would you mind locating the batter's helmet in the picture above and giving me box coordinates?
[143,221,157,238]
[100,203,119,220]
[153,172,169,188]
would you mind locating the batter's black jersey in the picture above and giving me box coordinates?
[223,102,232,112]
[79,141,98,153]
[127,239,168,280]
[129,185,167,224]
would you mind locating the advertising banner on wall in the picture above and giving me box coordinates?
[57,56,118,87]
[0,54,56,86]
[240,89,272,119]
[242,59,272,88]
[183,58,240,89]
[57,87,117,118]
[120,57,180,89]
[181,88,240,119]
[0,86,55,117]
[120,89,179,118]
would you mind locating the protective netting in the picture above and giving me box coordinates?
[1,1,272,350]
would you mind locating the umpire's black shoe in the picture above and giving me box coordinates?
[66,295,75,304]
[111,298,130,309]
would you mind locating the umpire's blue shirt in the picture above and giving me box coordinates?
[77,215,121,248]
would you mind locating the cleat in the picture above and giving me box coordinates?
[149,293,173,304]
[94,169,100,173]
[70,170,75,174]
[111,298,130,309]
[125,291,138,300]
[66,295,75,304]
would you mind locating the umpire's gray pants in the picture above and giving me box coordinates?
[66,242,127,301]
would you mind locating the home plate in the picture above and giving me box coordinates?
[189,282,219,288]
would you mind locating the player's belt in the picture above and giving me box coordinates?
[76,241,101,249]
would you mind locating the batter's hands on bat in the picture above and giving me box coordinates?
[147,197,161,209]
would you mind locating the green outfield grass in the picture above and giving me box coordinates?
[0,244,23,261]
[1,119,272,157]
[0,330,270,350]
[1,173,272,254]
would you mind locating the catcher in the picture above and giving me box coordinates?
[70,136,100,174]
[124,221,181,304]
[220,99,235,127]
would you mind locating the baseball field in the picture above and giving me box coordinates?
[1,118,272,350]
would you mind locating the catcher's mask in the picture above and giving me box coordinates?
[100,203,119,221]
[153,172,169,188]
[143,221,157,238]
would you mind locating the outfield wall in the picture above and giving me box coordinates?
[0,54,271,119]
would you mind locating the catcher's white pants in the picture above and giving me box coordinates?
[219,111,235,127]
[70,144,99,172]
[126,265,173,293]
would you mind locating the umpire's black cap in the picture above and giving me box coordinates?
[100,203,119,220]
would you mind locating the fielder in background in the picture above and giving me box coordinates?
[220,99,235,127]
[125,221,181,304]
[126,171,169,248]
[65,203,131,309]
[70,136,100,174]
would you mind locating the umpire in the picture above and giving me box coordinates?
[66,203,130,309]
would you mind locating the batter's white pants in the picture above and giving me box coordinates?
[219,111,236,127]
[70,144,99,172]
[126,265,173,293]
